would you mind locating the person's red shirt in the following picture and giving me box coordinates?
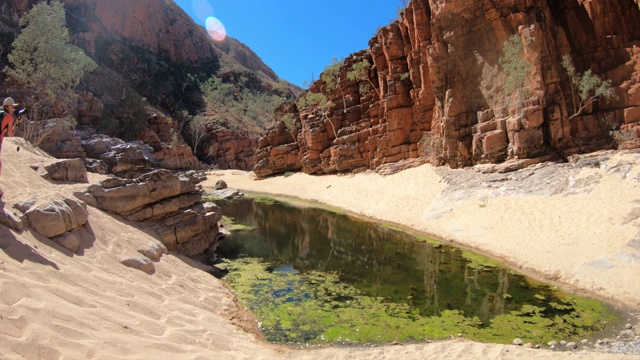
[0,112,15,141]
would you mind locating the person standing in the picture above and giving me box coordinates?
[0,97,20,179]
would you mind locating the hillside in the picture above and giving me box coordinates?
[0,0,299,169]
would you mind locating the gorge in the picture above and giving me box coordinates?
[0,0,639,358]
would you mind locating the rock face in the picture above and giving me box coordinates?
[77,169,223,257]
[204,126,258,170]
[36,123,203,176]
[66,0,216,66]
[254,0,640,177]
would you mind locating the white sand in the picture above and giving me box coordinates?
[1,137,638,359]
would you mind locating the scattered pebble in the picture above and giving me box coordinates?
[574,323,640,356]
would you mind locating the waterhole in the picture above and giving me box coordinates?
[216,196,624,346]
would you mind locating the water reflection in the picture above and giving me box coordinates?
[218,197,562,322]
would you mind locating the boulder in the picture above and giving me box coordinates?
[83,158,109,174]
[151,202,222,255]
[214,180,227,190]
[211,188,243,200]
[23,197,88,238]
[52,230,82,253]
[121,255,155,275]
[138,242,168,262]
[82,135,156,175]
[15,196,89,253]
[44,158,89,183]
[0,208,24,233]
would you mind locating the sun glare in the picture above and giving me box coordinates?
[191,0,214,23]
[206,16,226,42]
[189,0,226,42]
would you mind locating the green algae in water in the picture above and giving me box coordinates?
[220,215,254,232]
[217,197,621,346]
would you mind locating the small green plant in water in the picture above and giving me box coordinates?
[201,194,221,202]
[224,258,618,346]
[220,215,253,231]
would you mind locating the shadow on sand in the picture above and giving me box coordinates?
[0,226,60,270]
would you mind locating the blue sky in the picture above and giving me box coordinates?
[173,0,405,87]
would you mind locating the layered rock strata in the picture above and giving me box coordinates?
[77,169,223,258]
[254,0,640,177]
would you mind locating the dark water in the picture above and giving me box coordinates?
[216,196,622,345]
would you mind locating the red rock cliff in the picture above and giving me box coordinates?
[254,0,640,177]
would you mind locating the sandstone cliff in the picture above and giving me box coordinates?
[254,0,640,177]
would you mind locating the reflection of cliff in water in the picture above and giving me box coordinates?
[218,198,559,322]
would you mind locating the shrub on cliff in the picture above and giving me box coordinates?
[321,57,347,114]
[347,59,381,100]
[296,91,337,138]
[499,34,531,110]
[561,55,615,120]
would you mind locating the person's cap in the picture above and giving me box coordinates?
[3,97,18,107]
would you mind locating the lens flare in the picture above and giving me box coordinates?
[206,16,226,42]
[191,0,214,24]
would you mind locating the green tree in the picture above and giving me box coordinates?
[561,55,615,120]
[3,0,96,127]
[499,34,531,107]
[347,59,381,100]
[321,57,347,114]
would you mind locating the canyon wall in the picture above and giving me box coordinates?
[254,0,640,177]
[1,0,288,171]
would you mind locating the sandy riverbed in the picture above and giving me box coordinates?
[1,137,638,359]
